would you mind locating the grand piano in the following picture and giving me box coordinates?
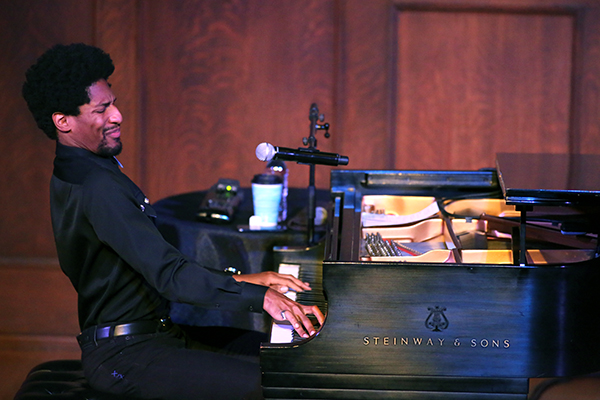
[260,153,600,399]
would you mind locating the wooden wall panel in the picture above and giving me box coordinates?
[574,5,600,154]
[140,0,336,201]
[0,1,94,257]
[337,0,600,173]
[0,3,94,398]
[0,261,80,400]
[0,263,79,336]
[395,9,574,170]
[1,335,80,400]
[336,0,397,171]
[96,0,142,184]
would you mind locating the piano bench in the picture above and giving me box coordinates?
[14,360,129,400]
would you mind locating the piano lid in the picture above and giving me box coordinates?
[496,153,600,206]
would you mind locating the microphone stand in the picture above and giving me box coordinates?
[304,103,330,245]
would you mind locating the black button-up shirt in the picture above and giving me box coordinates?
[50,143,267,331]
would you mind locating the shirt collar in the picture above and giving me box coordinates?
[55,142,122,168]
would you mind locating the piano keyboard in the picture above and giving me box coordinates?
[269,259,327,343]
[269,263,300,343]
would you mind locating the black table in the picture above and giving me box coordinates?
[154,187,330,332]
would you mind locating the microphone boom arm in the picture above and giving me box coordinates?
[255,103,349,245]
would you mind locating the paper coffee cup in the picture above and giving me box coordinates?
[251,174,283,227]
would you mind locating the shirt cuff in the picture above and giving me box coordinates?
[242,282,269,313]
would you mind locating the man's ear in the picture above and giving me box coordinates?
[52,112,71,134]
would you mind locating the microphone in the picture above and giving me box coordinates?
[255,142,349,166]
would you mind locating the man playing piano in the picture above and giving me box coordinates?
[22,42,324,400]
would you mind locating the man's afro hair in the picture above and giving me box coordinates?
[22,43,115,140]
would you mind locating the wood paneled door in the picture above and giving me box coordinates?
[337,0,600,173]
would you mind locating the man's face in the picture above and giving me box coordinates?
[67,79,122,156]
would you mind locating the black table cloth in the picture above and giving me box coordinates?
[154,187,329,332]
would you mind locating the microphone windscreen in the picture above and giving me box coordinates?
[255,142,276,161]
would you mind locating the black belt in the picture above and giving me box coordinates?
[77,317,173,346]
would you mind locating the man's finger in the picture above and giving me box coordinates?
[286,311,309,338]
[278,285,289,293]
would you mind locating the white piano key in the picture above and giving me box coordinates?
[269,263,301,343]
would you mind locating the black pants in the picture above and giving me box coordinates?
[80,325,267,400]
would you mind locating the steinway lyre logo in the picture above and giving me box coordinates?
[425,306,449,332]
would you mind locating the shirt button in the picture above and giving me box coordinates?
[140,204,146,212]
[249,306,254,311]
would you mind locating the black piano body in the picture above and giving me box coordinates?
[261,153,600,399]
